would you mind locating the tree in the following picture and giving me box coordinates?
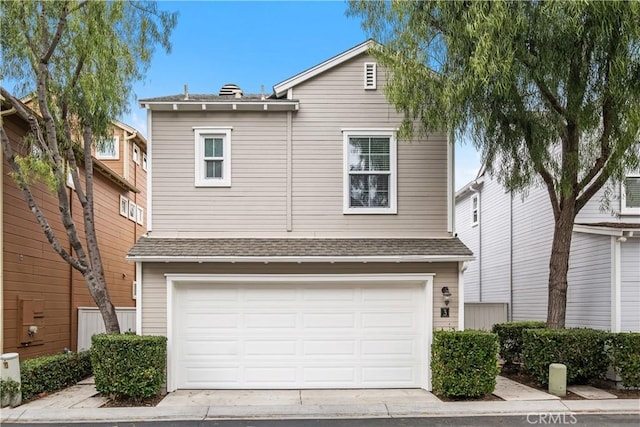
[349,1,640,328]
[0,1,176,333]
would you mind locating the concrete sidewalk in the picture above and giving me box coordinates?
[1,377,639,423]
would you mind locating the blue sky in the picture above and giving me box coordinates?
[130,1,482,189]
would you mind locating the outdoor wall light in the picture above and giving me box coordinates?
[441,286,452,306]
[28,325,38,336]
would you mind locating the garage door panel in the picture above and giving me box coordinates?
[303,340,355,356]
[303,313,355,328]
[175,282,428,389]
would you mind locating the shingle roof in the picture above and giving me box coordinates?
[127,237,473,261]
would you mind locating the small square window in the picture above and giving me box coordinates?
[96,137,119,160]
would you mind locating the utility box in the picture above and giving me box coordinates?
[1,352,22,407]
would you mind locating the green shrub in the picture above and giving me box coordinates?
[1,378,21,407]
[91,333,167,399]
[20,351,92,400]
[608,332,640,389]
[492,321,546,368]
[522,328,609,386]
[431,330,500,398]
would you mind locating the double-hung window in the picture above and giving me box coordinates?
[194,127,232,187]
[343,129,397,214]
[621,172,640,215]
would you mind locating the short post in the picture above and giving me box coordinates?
[548,363,567,397]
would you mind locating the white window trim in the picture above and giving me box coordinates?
[133,144,141,165]
[364,62,377,90]
[136,206,144,225]
[342,129,397,214]
[96,136,119,160]
[128,201,137,221]
[471,194,479,226]
[194,127,232,187]
[142,153,148,171]
[621,172,640,215]
[119,195,128,217]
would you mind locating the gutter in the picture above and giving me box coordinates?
[126,255,476,264]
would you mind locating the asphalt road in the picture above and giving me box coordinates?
[3,415,639,427]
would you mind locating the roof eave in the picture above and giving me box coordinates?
[126,254,475,263]
[139,101,300,112]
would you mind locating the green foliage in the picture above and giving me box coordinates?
[431,330,500,398]
[0,378,21,398]
[349,0,640,330]
[492,321,546,368]
[608,332,640,389]
[91,334,167,399]
[20,351,92,400]
[522,328,609,386]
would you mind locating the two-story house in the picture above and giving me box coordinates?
[2,93,147,358]
[128,40,472,392]
[455,166,639,332]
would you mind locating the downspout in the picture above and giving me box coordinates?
[69,185,75,350]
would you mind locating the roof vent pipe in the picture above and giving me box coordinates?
[184,84,189,100]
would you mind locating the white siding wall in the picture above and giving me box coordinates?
[511,184,555,321]
[577,183,640,225]
[620,239,640,332]
[566,233,611,330]
[479,175,511,302]
[455,193,480,301]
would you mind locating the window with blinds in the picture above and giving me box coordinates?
[194,127,232,187]
[343,130,397,214]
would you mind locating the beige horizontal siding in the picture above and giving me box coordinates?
[149,51,449,237]
[289,53,448,237]
[141,262,460,336]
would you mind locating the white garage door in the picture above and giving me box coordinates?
[173,281,429,389]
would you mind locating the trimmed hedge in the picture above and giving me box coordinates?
[431,330,500,398]
[20,351,92,400]
[492,321,546,368]
[608,332,640,389]
[91,333,167,399]
[522,328,609,386]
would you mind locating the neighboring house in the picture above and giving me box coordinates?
[1,94,147,359]
[129,40,472,392]
[455,166,639,332]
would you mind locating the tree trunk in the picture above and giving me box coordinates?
[546,205,576,329]
[84,270,120,333]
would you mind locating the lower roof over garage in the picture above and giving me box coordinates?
[127,237,474,263]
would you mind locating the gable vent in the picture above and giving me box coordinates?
[219,83,243,97]
[364,62,377,90]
